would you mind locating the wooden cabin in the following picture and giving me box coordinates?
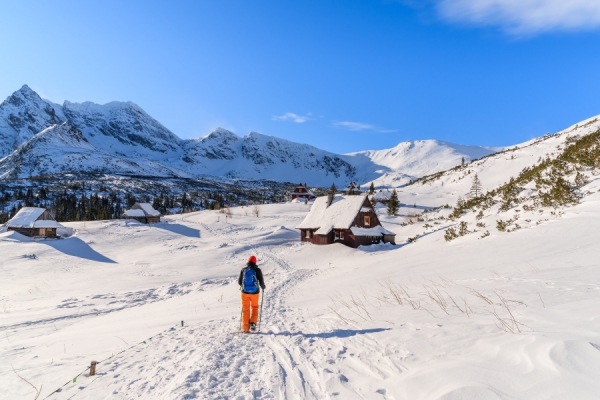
[5,207,63,238]
[122,203,162,224]
[291,183,316,201]
[296,194,395,248]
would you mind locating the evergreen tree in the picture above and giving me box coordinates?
[369,182,375,195]
[387,189,399,216]
[470,174,482,198]
[330,183,337,194]
[461,157,465,167]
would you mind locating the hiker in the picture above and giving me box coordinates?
[239,255,265,333]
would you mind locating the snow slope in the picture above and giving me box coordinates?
[345,140,501,187]
[393,115,600,209]
[2,177,600,399]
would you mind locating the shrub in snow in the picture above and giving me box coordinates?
[444,227,458,242]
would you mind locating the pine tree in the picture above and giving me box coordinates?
[330,183,337,194]
[470,174,482,198]
[369,182,375,195]
[387,189,399,216]
[461,157,465,167]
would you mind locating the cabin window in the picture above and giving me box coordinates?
[364,215,371,226]
[335,231,339,239]
[339,231,344,240]
[305,230,311,238]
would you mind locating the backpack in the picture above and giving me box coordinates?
[242,267,259,293]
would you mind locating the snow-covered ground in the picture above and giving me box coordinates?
[2,185,600,399]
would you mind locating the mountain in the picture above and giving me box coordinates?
[0,85,500,187]
[62,100,182,159]
[344,140,501,187]
[0,122,184,179]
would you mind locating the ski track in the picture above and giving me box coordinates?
[60,223,400,399]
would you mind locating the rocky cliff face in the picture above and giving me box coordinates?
[0,85,65,157]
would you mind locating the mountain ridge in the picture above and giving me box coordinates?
[0,85,503,186]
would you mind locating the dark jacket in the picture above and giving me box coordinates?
[238,262,266,294]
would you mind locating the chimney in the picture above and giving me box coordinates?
[327,191,334,207]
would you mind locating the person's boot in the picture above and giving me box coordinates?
[250,322,256,332]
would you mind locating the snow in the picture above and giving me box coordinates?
[137,203,161,217]
[350,226,395,236]
[122,209,145,217]
[2,183,600,399]
[373,190,392,201]
[297,194,369,234]
[32,220,64,229]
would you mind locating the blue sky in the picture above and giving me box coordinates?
[1,1,600,153]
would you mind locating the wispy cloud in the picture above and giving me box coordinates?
[332,120,396,133]
[435,0,600,34]
[272,112,311,123]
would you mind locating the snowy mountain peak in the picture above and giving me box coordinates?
[0,84,66,157]
[200,127,239,141]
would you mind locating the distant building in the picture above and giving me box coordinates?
[340,181,362,195]
[291,183,316,201]
[372,189,393,205]
[296,194,395,248]
[122,203,162,224]
[5,207,63,238]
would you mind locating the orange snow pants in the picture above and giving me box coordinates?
[241,292,260,332]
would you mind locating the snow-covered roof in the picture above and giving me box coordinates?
[137,203,161,216]
[32,220,64,228]
[291,191,315,197]
[297,194,369,235]
[373,190,393,200]
[124,203,161,217]
[6,207,63,228]
[350,226,395,236]
[122,209,146,217]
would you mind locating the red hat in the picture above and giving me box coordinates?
[248,255,257,264]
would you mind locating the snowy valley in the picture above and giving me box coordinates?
[2,109,600,398]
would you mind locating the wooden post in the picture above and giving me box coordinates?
[90,361,97,376]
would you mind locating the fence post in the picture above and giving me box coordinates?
[90,361,97,376]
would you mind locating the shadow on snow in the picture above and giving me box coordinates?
[40,237,116,263]
[268,328,390,338]
[154,222,201,238]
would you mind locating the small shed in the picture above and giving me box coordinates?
[296,194,395,248]
[5,207,63,238]
[291,183,316,201]
[122,203,162,224]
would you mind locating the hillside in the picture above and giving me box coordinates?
[2,192,600,398]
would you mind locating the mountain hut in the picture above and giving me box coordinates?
[5,207,63,238]
[291,183,316,201]
[296,194,395,248]
[122,203,162,224]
